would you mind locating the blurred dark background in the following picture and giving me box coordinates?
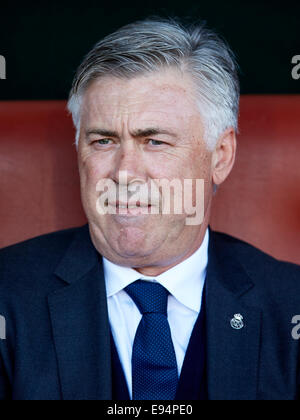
[0,0,299,99]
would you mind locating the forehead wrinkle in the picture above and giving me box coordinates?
[85,108,202,142]
[87,76,198,115]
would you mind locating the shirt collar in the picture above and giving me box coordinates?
[103,229,209,313]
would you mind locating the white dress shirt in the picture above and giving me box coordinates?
[103,229,209,399]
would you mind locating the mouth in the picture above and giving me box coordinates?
[108,201,154,216]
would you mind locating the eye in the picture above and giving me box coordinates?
[148,139,165,146]
[94,139,113,145]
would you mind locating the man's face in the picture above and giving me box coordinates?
[77,68,215,272]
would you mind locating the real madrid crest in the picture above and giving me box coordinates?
[230,314,244,330]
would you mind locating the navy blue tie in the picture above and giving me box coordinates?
[125,280,178,400]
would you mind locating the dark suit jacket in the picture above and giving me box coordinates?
[0,224,300,400]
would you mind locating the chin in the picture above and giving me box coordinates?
[116,229,160,261]
[117,229,147,254]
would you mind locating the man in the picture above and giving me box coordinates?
[1,17,300,401]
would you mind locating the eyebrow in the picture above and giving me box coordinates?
[85,127,177,138]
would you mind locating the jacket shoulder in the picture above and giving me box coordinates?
[211,230,300,294]
[0,225,87,292]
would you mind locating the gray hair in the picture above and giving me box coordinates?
[68,17,240,150]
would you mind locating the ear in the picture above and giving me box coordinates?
[211,127,237,186]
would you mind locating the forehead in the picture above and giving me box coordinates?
[80,69,202,129]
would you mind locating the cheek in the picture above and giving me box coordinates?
[79,154,109,188]
[190,144,212,176]
[188,150,212,201]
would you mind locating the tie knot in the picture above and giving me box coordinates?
[125,280,169,315]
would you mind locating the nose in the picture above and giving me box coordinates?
[110,141,147,185]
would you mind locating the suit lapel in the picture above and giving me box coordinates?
[48,225,112,400]
[206,231,262,400]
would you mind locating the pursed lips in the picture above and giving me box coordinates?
[114,201,150,207]
[108,201,155,216]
